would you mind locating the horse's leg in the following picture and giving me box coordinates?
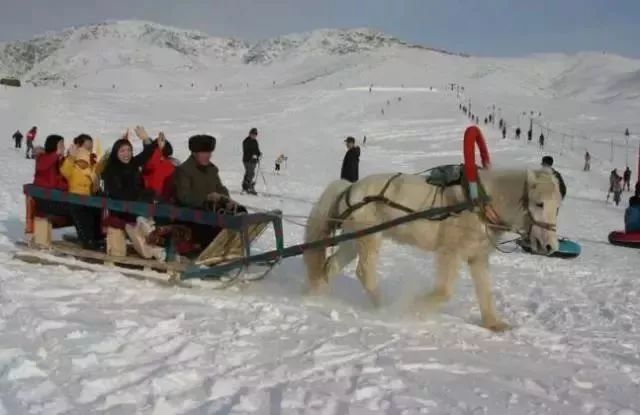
[422,251,461,306]
[355,235,382,307]
[325,240,358,280]
[468,253,510,332]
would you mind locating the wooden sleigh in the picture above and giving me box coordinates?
[16,185,284,286]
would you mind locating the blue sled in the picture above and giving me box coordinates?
[517,238,581,259]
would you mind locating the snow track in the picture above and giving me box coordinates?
[1,75,640,413]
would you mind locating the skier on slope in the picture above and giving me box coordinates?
[539,133,545,148]
[623,167,632,191]
[515,127,521,140]
[25,126,37,159]
[584,151,591,171]
[242,127,262,195]
[12,130,23,149]
[607,169,622,203]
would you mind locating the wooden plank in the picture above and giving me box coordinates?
[13,249,190,287]
[52,240,188,273]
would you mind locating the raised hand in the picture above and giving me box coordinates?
[134,125,150,141]
[157,131,166,149]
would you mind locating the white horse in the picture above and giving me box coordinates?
[303,168,561,331]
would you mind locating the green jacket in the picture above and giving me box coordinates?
[174,156,229,208]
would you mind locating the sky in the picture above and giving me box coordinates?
[0,0,638,58]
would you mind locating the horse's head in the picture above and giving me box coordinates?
[522,169,561,255]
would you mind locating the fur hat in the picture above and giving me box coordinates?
[188,135,216,152]
[249,127,258,135]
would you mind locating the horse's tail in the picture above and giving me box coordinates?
[303,179,351,288]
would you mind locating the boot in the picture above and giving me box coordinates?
[136,216,156,237]
[125,224,152,259]
[149,246,166,262]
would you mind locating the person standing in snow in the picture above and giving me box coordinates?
[274,154,287,174]
[13,130,23,149]
[623,167,632,191]
[363,135,367,146]
[584,151,591,171]
[25,126,37,159]
[515,127,521,140]
[607,169,621,202]
[341,136,360,183]
[539,133,545,148]
[541,156,566,200]
[242,127,261,195]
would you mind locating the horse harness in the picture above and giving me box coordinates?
[331,167,557,239]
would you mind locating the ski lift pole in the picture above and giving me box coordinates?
[257,161,268,190]
[625,128,630,167]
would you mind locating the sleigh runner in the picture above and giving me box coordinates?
[17,184,283,283]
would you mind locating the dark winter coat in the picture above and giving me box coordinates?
[551,168,567,200]
[102,139,155,202]
[623,169,632,181]
[13,131,23,141]
[341,146,360,183]
[242,136,261,163]
[174,155,230,209]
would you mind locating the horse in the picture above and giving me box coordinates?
[303,168,562,332]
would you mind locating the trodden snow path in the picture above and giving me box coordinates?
[0,83,639,414]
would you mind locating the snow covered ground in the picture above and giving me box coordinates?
[2,45,640,413]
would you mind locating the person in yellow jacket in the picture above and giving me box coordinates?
[60,146,98,195]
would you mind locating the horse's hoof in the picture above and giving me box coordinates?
[484,320,511,332]
[306,281,329,297]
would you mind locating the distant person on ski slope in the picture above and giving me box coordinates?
[539,133,545,148]
[502,126,507,139]
[242,127,261,195]
[363,135,367,146]
[515,127,521,140]
[341,136,360,183]
[607,169,621,203]
[623,167,632,191]
[612,175,623,206]
[584,151,591,171]
[541,156,566,200]
[274,154,287,174]
[527,129,532,142]
[13,130,23,149]
[25,126,37,159]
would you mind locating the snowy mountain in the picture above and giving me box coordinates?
[0,21,249,85]
[0,21,469,87]
[1,20,640,104]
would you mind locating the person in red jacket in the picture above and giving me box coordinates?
[34,135,68,191]
[141,132,177,202]
[26,126,37,159]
